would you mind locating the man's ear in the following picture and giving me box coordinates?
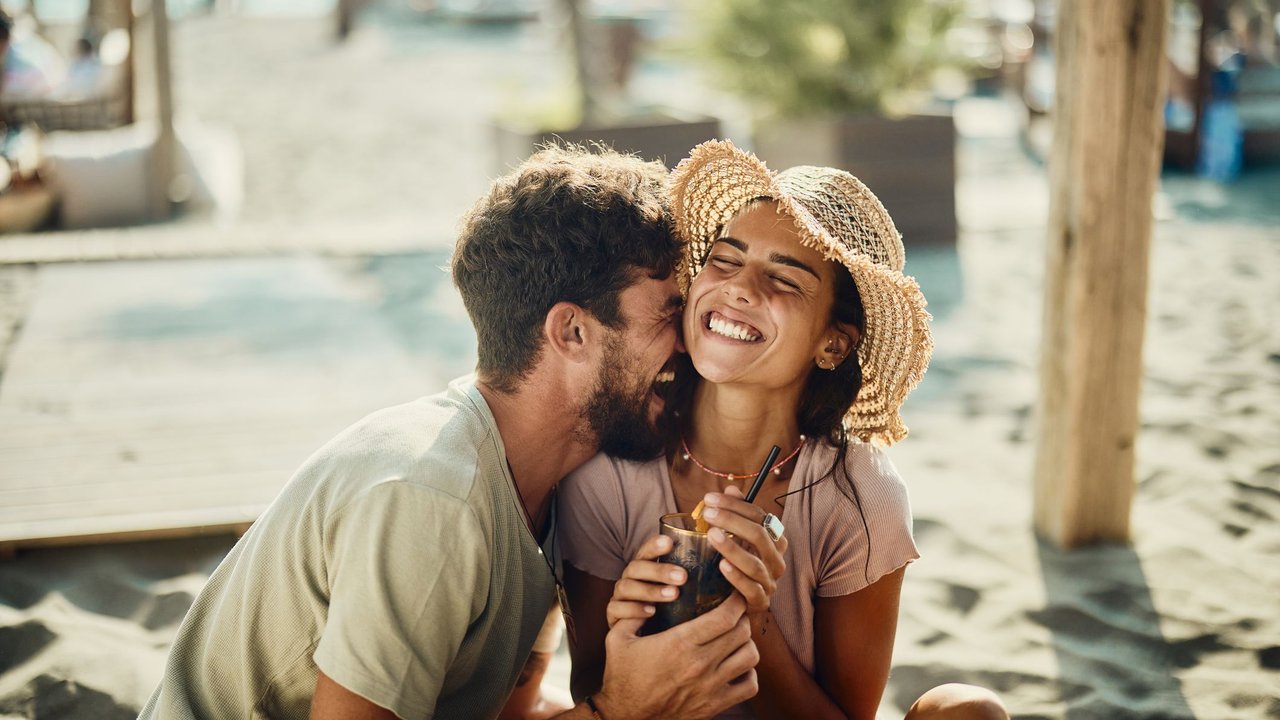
[543,301,597,363]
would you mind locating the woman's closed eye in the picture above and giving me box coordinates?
[708,255,741,270]
[771,274,801,291]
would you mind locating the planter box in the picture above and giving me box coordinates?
[753,112,957,247]
[493,111,722,174]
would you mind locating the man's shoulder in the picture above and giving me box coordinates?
[339,393,481,454]
[311,384,499,502]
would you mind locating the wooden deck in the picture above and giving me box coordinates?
[0,253,473,554]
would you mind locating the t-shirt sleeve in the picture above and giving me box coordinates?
[557,453,630,582]
[814,445,920,598]
[314,480,487,720]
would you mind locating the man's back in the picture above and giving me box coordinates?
[139,377,557,719]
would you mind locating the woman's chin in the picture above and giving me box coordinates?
[688,354,746,385]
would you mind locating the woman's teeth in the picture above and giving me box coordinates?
[708,314,761,342]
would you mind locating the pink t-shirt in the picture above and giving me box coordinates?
[558,440,919,717]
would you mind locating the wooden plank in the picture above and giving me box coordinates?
[0,257,471,554]
[0,517,255,556]
[1033,0,1170,547]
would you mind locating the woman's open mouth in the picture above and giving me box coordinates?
[703,310,763,342]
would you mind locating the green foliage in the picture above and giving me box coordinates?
[692,0,962,117]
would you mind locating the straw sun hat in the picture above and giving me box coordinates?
[668,139,933,446]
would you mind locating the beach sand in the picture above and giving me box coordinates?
[1,10,1278,719]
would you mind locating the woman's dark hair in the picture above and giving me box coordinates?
[797,265,864,445]
[799,268,876,584]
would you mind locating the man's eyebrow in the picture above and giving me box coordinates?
[715,236,820,281]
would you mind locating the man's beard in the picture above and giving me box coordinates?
[584,335,666,461]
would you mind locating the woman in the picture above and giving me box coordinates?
[558,140,1006,719]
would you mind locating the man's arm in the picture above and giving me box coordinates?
[314,485,487,717]
[499,604,574,720]
[311,671,400,720]
[498,649,575,720]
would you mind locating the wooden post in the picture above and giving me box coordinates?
[336,0,354,40]
[1033,0,1169,547]
[149,0,176,220]
[556,0,600,127]
[122,0,136,125]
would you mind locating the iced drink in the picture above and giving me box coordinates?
[642,512,733,634]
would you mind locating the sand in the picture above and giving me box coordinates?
[1,8,1278,720]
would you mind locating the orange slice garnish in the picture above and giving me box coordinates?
[691,500,710,533]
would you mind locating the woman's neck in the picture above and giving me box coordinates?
[684,380,805,475]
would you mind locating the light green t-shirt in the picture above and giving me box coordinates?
[139,377,558,720]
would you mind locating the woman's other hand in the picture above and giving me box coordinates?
[698,486,788,616]
[606,534,687,629]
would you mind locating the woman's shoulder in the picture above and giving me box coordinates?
[801,440,913,537]
[801,440,919,594]
[562,452,667,500]
[557,452,671,577]
[804,439,907,494]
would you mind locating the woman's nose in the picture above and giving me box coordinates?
[722,270,760,304]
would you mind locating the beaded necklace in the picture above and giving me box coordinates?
[679,435,806,482]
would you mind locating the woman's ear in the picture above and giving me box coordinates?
[543,301,596,364]
[814,322,859,370]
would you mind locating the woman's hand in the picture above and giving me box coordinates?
[698,486,788,616]
[606,486,788,626]
[605,534,687,629]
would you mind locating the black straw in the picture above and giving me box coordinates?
[743,445,781,503]
[700,444,781,588]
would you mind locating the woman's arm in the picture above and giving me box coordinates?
[746,566,904,720]
[562,563,615,700]
[813,566,905,719]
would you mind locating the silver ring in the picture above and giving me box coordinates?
[762,513,785,543]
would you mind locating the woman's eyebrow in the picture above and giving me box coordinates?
[715,236,820,280]
[769,252,820,280]
[714,236,748,252]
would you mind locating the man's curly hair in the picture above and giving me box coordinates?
[452,145,679,393]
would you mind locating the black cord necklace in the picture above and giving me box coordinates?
[509,473,572,640]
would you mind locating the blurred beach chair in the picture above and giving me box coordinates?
[4,93,130,132]
[40,118,242,229]
[0,9,138,230]
[2,0,242,230]
[0,125,56,232]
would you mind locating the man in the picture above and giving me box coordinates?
[0,12,10,100]
[140,146,760,720]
